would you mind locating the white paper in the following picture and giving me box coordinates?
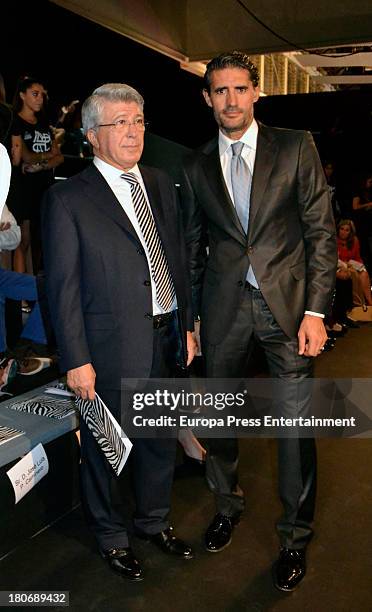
[7,443,49,504]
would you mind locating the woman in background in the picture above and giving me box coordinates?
[7,76,63,275]
[337,219,372,307]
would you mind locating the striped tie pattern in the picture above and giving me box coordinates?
[121,172,176,311]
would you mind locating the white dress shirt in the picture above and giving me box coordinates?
[94,157,176,315]
[218,122,323,318]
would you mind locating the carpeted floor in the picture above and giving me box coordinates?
[1,324,372,611]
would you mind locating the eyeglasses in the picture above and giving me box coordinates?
[95,118,149,131]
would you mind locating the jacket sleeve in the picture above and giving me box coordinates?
[297,131,338,314]
[174,185,194,332]
[41,187,92,373]
[179,157,208,320]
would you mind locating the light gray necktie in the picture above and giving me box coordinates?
[230,141,251,234]
[121,172,176,311]
[230,142,258,288]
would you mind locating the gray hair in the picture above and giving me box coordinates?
[81,83,144,133]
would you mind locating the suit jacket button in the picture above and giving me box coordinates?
[144,280,151,286]
[247,246,253,254]
[238,280,244,287]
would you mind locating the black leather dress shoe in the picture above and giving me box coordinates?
[272,547,306,591]
[205,513,239,553]
[136,526,194,559]
[323,337,336,351]
[100,547,143,581]
[341,317,360,329]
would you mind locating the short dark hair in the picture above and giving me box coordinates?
[204,51,259,92]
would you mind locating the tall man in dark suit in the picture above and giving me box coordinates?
[181,52,337,591]
[42,83,197,581]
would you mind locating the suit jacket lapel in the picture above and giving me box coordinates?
[139,165,164,224]
[249,124,279,234]
[139,165,170,249]
[201,142,247,246]
[80,164,141,245]
[140,165,182,283]
[81,164,172,258]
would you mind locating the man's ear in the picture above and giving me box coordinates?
[87,128,98,150]
[202,88,213,108]
[253,86,260,103]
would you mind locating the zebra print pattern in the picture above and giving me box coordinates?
[75,393,131,476]
[0,425,25,446]
[9,395,76,419]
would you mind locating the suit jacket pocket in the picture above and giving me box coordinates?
[84,313,117,330]
[290,261,305,280]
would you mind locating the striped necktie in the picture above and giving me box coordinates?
[121,172,176,311]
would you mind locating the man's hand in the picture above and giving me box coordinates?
[186,331,198,366]
[193,320,202,357]
[298,314,327,357]
[67,363,96,400]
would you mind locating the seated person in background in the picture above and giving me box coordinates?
[352,172,372,274]
[0,203,52,388]
[337,219,372,307]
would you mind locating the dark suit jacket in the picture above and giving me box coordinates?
[180,122,337,342]
[42,163,193,389]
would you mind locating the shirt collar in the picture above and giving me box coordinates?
[218,118,258,156]
[94,156,141,183]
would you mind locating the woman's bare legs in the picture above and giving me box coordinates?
[13,221,31,274]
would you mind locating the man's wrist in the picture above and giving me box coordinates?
[304,310,324,318]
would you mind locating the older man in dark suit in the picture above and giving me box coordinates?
[42,83,197,581]
[181,52,337,591]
